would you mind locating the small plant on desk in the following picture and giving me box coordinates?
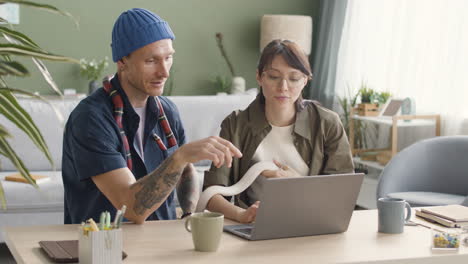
[357,83,379,116]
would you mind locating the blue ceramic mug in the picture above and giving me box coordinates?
[378,197,411,234]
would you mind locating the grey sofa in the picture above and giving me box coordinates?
[0,91,257,242]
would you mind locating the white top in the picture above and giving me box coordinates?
[247,124,309,203]
[133,106,147,160]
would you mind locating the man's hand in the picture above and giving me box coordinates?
[261,160,300,179]
[236,201,260,223]
[173,136,242,168]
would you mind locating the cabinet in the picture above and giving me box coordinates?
[349,112,441,208]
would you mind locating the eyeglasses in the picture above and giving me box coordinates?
[261,70,308,89]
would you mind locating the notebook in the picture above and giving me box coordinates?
[4,173,50,184]
[421,205,468,222]
[415,209,468,228]
[224,173,364,240]
[39,240,127,263]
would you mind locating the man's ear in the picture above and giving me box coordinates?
[117,58,126,72]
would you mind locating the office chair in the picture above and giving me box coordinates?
[376,136,468,207]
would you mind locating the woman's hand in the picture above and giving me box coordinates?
[261,160,300,178]
[236,201,260,223]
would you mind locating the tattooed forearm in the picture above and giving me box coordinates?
[177,164,200,214]
[131,155,183,215]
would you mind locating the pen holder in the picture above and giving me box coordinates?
[78,227,122,264]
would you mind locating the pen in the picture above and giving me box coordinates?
[117,205,127,228]
[105,211,111,230]
[99,212,106,230]
[113,209,122,228]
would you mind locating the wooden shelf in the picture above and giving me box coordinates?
[351,115,436,127]
[349,111,441,158]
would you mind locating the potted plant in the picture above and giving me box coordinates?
[79,57,109,94]
[0,1,78,208]
[211,75,231,95]
[357,83,379,116]
[337,88,369,174]
[338,87,370,149]
[215,32,245,94]
[376,91,391,105]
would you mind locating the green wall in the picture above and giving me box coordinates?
[10,0,319,95]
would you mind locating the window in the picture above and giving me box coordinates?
[335,0,468,135]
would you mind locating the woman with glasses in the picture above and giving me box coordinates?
[203,39,354,223]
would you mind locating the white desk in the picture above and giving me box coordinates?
[3,210,468,264]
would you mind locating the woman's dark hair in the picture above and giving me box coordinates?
[257,39,312,110]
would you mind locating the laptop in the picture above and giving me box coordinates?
[224,173,364,240]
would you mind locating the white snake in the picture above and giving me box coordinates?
[195,161,278,212]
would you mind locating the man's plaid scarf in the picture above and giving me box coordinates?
[103,76,178,170]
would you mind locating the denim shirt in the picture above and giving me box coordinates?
[62,74,186,224]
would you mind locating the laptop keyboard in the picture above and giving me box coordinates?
[236,227,253,235]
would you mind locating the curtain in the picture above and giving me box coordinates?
[308,0,348,109]
[335,0,468,135]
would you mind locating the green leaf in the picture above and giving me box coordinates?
[0,60,29,76]
[0,90,54,167]
[0,26,40,49]
[32,58,62,96]
[0,76,7,87]
[0,180,5,210]
[0,87,65,124]
[0,43,79,63]
[0,123,11,138]
[0,87,49,99]
[0,0,79,27]
[1,54,11,62]
[0,134,37,186]
[1,32,67,95]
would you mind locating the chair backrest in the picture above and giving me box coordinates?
[377,136,468,199]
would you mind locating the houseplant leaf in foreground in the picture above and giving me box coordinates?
[0,1,78,208]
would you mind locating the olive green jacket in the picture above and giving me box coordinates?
[203,96,354,208]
